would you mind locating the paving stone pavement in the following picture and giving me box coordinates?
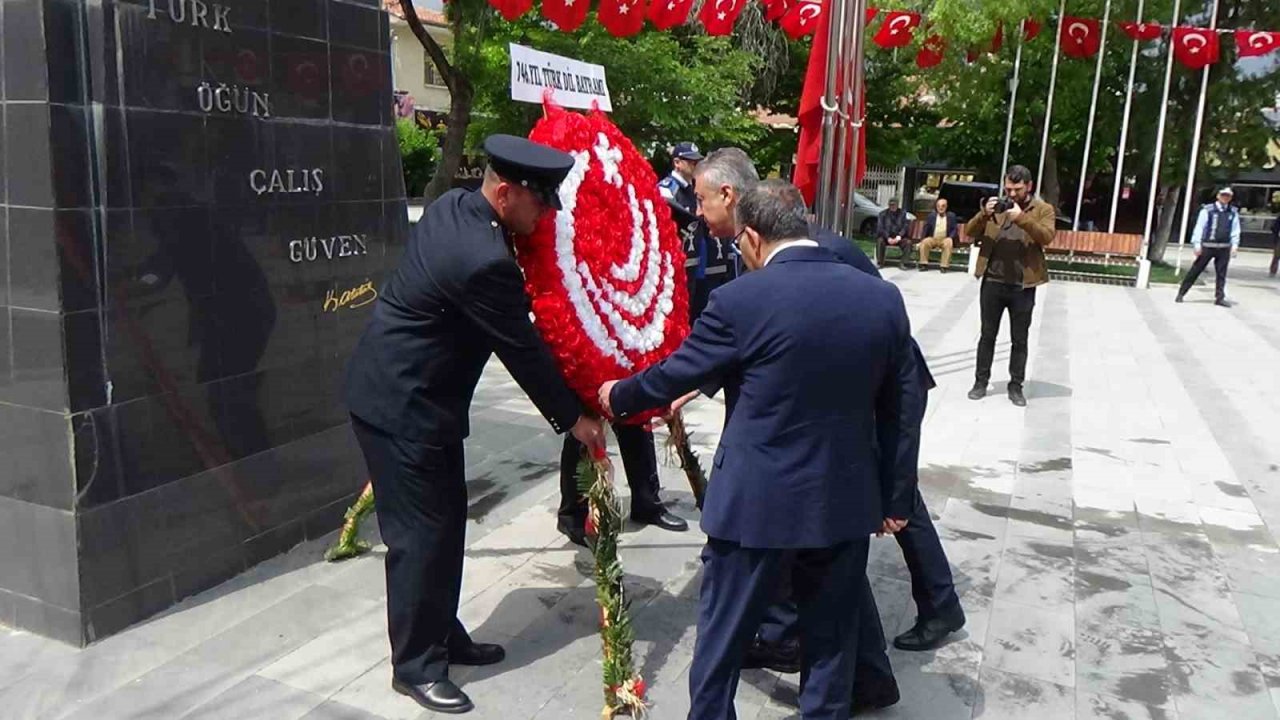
[5,251,1280,720]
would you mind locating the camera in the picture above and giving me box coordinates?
[992,196,1015,213]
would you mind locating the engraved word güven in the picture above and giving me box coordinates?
[146,0,232,33]
[249,169,324,196]
[289,235,370,263]
[197,82,270,117]
[323,280,378,313]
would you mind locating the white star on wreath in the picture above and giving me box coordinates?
[619,2,630,13]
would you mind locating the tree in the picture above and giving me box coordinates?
[861,0,1278,260]
[463,12,767,164]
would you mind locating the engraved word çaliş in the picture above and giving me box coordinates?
[323,280,378,313]
[289,235,370,263]
[146,0,232,33]
[249,168,324,196]
[197,82,270,117]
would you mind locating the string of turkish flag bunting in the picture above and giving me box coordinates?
[497,0,1280,70]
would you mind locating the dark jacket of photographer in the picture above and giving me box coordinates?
[964,199,1056,287]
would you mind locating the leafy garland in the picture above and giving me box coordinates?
[577,454,647,717]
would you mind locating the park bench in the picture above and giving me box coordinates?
[876,219,973,269]
[1044,230,1144,286]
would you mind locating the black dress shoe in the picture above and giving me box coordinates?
[1175,293,1185,303]
[1215,298,1234,308]
[852,681,901,715]
[556,519,589,548]
[1008,384,1027,407]
[968,383,986,401]
[392,678,474,714]
[633,509,688,532]
[451,642,505,666]
[893,606,966,652]
[742,638,800,674]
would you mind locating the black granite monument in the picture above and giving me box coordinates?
[0,0,407,644]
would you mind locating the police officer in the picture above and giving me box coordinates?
[1176,187,1242,307]
[659,142,714,319]
[345,135,608,715]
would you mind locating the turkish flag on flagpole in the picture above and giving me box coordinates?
[1118,21,1163,42]
[1059,16,1103,58]
[1236,29,1280,58]
[794,0,865,208]
[872,10,921,49]
[648,0,695,30]
[1172,26,1220,69]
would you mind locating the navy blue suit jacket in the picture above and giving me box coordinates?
[610,246,920,549]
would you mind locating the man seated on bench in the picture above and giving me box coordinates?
[876,198,913,267]
[917,198,959,273]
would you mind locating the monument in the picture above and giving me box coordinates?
[0,0,406,645]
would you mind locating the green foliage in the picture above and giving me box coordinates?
[455,9,768,164]
[397,118,443,198]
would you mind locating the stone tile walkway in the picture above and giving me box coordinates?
[5,251,1280,719]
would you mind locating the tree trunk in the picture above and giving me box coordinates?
[1041,142,1061,210]
[424,81,473,202]
[397,0,475,203]
[1150,185,1181,263]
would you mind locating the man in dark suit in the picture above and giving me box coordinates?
[600,181,920,720]
[745,183,963,696]
[345,135,608,715]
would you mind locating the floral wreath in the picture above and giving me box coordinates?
[516,101,691,423]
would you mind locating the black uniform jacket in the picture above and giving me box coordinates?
[345,188,581,442]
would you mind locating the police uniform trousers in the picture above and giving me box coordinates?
[351,415,474,684]
[559,422,664,526]
[1178,246,1232,302]
[690,537,868,720]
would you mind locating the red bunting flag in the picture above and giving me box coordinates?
[1118,21,1164,42]
[916,34,946,68]
[780,0,824,39]
[542,0,590,31]
[1172,26,1220,69]
[648,0,694,31]
[598,0,648,36]
[762,0,794,23]
[1059,16,1102,58]
[1024,18,1042,42]
[872,10,921,49]
[699,0,746,36]
[865,6,879,25]
[991,22,1004,53]
[487,0,532,21]
[1236,30,1280,58]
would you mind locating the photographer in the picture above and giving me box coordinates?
[964,165,1056,407]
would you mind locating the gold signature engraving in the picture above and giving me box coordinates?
[324,280,378,313]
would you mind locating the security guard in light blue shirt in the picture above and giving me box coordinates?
[659,141,715,319]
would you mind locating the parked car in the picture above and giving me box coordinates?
[851,192,917,236]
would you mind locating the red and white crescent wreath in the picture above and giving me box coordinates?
[515,102,691,421]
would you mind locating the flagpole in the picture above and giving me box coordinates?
[831,0,856,236]
[1073,0,1112,230]
[1139,0,1181,283]
[815,0,848,228]
[841,0,870,236]
[1108,0,1144,233]
[1174,0,1221,274]
[1036,0,1067,193]
[1000,20,1026,184]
